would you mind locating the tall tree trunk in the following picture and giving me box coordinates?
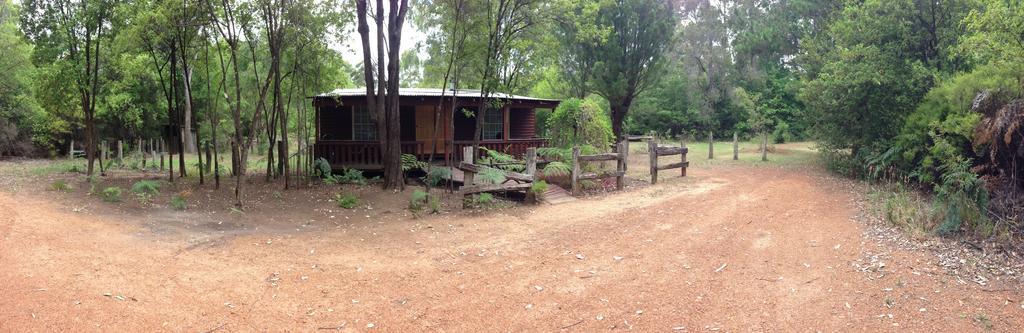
[182,66,197,154]
[610,102,629,141]
[383,0,408,190]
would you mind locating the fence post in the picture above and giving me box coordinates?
[681,137,688,177]
[525,147,537,178]
[68,140,74,160]
[733,132,738,160]
[616,141,627,190]
[708,131,714,159]
[762,131,769,162]
[462,146,475,186]
[117,140,123,163]
[160,139,165,171]
[571,146,581,195]
[648,139,658,185]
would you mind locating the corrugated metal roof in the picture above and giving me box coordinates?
[316,87,560,103]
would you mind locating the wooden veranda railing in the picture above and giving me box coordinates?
[314,138,547,170]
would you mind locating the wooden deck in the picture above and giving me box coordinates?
[539,184,577,205]
[434,165,575,204]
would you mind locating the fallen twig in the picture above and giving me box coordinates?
[560,319,585,330]
[201,323,226,333]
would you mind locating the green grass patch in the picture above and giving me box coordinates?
[335,193,359,209]
[100,187,122,202]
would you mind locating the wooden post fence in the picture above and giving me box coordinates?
[762,131,769,162]
[160,139,165,171]
[708,131,714,159]
[733,132,738,160]
[648,138,689,185]
[570,141,628,195]
[525,147,537,177]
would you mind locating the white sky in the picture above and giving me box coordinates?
[334,16,428,67]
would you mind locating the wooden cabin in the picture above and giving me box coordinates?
[313,88,560,170]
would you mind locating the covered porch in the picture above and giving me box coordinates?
[313,139,548,170]
[312,88,558,170]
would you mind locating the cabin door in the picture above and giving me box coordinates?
[415,105,445,155]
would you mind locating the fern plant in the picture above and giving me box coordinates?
[338,168,366,185]
[401,154,429,172]
[477,167,507,185]
[541,161,571,177]
[933,158,989,235]
[478,147,525,172]
[426,167,452,187]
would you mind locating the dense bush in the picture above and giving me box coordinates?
[546,98,613,149]
[893,62,1023,185]
[101,187,122,202]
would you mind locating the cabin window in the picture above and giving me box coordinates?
[352,105,377,141]
[481,108,504,140]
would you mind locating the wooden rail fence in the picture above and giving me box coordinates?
[571,141,628,195]
[458,146,538,198]
[648,138,689,184]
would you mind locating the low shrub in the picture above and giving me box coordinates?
[425,167,452,187]
[131,180,161,203]
[170,195,187,210]
[933,159,990,236]
[867,184,934,237]
[101,187,122,202]
[335,193,359,209]
[337,168,366,185]
[50,180,72,192]
[464,193,495,208]
[527,180,548,204]
[409,190,429,212]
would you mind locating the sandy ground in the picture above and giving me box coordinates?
[2,147,1023,332]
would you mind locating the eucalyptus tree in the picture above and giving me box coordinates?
[21,0,120,175]
[470,0,545,157]
[355,0,410,190]
[205,0,250,206]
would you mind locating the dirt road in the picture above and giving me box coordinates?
[1,156,1022,331]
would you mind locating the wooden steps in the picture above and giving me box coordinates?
[540,184,577,205]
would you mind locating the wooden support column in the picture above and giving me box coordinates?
[571,146,581,195]
[462,146,475,186]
